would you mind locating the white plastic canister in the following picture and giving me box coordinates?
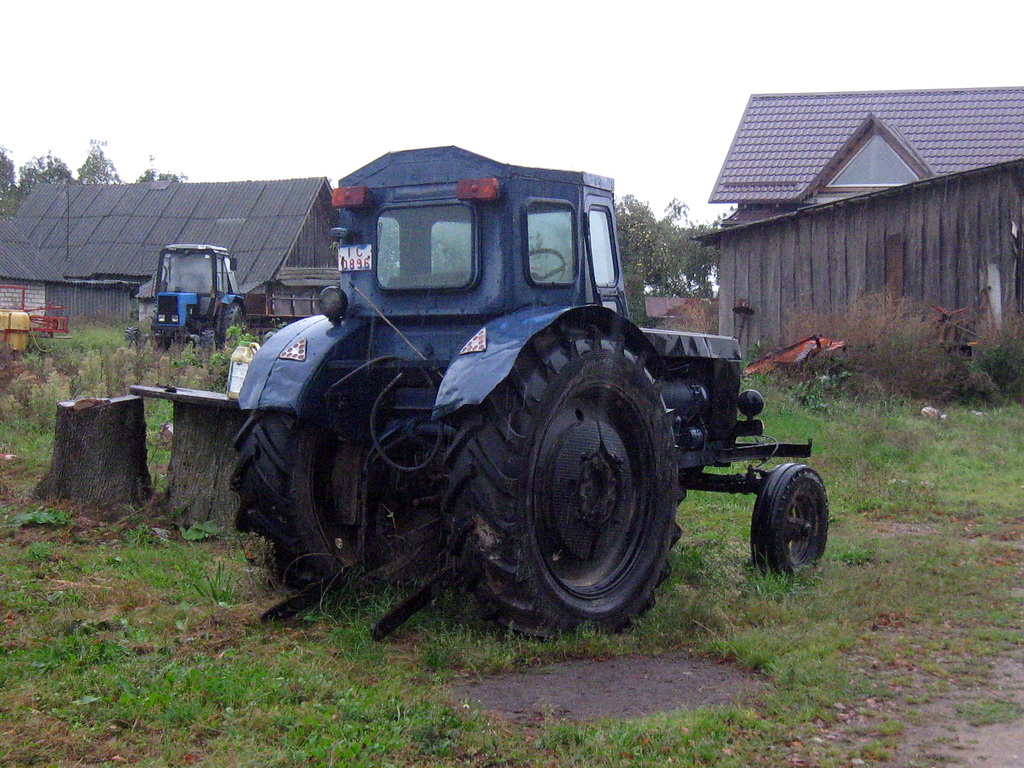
[227,342,261,400]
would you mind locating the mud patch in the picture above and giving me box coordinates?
[449,653,759,722]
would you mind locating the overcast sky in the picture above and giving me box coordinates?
[5,0,1023,223]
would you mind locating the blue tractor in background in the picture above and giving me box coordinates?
[152,243,245,348]
[232,147,828,638]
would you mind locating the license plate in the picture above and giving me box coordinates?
[338,244,373,271]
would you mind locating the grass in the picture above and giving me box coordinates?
[1,324,1023,765]
[955,697,1024,727]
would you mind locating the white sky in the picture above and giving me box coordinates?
[5,0,1023,224]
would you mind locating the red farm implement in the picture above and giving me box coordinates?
[0,285,70,338]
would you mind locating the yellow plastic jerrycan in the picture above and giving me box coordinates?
[227,342,261,400]
[0,310,31,352]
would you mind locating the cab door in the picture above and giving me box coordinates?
[584,195,628,317]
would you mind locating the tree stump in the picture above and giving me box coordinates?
[128,386,245,529]
[163,399,247,528]
[35,395,152,506]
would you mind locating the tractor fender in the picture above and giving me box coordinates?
[238,314,366,415]
[433,304,659,421]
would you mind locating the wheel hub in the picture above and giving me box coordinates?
[577,442,623,533]
[536,410,637,588]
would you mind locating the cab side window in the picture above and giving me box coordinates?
[527,203,575,285]
[588,208,616,287]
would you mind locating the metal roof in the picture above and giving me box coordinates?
[710,86,1024,204]
[0,220,63,283]
[701,157,1024,243]
[14,178,332,291]
[341,146,615,192]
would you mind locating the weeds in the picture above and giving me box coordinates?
[181,520,221,541]
[782,294,1024,405]
[188,560,238,605]
[10,507,72,527]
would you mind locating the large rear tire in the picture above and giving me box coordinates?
[234,413,358,588]
[217,303,245,348]
[446,325,678,636]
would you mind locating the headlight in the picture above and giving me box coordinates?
[318,286,349,322]
[737,389,765,419]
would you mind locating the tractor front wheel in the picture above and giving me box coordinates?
[750,463,828,573]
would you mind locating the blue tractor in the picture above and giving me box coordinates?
[152,244,245,348]
[232,147,828,637]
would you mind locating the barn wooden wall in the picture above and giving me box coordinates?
[717,164,1024,348]
[284,186,335,269]
[47,282,140,321]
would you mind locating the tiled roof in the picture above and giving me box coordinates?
[0,219,63,283]
[710,86,1024,203]
[14,178,332,291]
[701,157,1024,242]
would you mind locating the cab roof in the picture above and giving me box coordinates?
[339,146,614,193]
[162,243,230,255]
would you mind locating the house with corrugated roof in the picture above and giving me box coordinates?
[705,87,1024,349]
[0,219,64,314]
[12,177,335,320]
[711,86,1024,225]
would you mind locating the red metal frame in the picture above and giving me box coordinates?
[0,284,70,337]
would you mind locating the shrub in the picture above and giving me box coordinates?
[0,359,72,430]
[782,294,1024,404]
[971,315,1024,399]
[0,324,232,430]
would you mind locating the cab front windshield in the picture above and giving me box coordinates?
[376,205,473,289]
[160,252,214,294]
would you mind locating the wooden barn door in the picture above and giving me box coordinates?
[885,234,905,296]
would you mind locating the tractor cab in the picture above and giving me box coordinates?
[325,146,629,328]
[153,244,244,347]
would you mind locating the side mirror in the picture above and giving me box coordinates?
[330,227,353,244]
[228,257,238,271]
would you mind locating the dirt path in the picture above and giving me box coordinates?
[450,649,1024,766]
[883,652,1024,767]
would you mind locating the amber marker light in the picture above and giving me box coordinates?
[331,185,371,208]
[456,178,500,201]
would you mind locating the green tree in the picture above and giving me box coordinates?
[615,195,720,320]
[16,151,73,200]
[77,139,121,184]
[137,156,187,183]
[0,145,17,217]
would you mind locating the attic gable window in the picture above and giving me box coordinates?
[828,134,919,188]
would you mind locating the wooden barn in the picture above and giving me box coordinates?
[707,86,1024,348]
[11,178,335,321]
[706,159,1024,347]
